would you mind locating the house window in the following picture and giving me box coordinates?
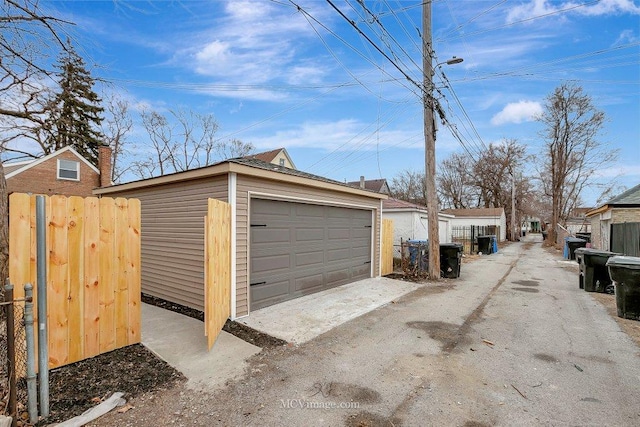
[58,159,80,180]
[279,158,285,166]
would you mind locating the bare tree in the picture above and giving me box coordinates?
[133,108,254,179]
[1,0,70,296]
[389,169,427,206]
[437,152,477,209]
[536,83,615,244]
[101,93,132,182]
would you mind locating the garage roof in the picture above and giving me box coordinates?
[94,157,387,200]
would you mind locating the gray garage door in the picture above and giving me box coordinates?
[250,199,372,310]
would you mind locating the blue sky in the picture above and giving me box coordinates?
[25,1,640,205]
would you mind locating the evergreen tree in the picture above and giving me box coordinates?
[44,39,104,166]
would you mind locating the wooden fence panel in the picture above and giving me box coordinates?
[9,193,141,369]
[204,198,231,351]
[381,219,394,276]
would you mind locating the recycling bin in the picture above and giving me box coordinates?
[477,235,492,254]
[565,237,587,260]
[440,243,463,278]
[607,256,640,320]
[490,235,498,254]
[407,240,428,270]
[581,249,620,293]
[575,247,587,289]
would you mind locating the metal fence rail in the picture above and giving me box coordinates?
[451,225,499,255]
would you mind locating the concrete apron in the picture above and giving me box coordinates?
[141,303,261,392]
[239,276,422,344]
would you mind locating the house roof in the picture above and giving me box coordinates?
[441,207,505,218]
[383,198,426,210]
[346,178,389,193]
[243,148,296,169]
[586,183,640,217]
[94,157,387,200]
[3,146,100,179]
[606,183,640,205]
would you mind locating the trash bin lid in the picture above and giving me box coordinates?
[440,243,462,249]
[580,248,619,257]
[606,255,640,270]
[574,247,588,255]
[566,237,586,243]
[407,239,428,244]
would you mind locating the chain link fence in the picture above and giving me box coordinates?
[1,295,29,421]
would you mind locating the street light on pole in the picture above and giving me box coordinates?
[423,0,463,279]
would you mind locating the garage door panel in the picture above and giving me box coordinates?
[251,253,290,273]
[296,228,325,242]
[252,227,291,244]
[250,279,291,307]
[250,199,372,311]
[325,247,351,262]
[295,250,325,267]
[295,273,324,292]
[328,227,351,240]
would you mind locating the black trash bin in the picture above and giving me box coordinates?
[477,235,492,254]
[440,243,463,278]
[607,256,640,320]
[575,232,591,244]
[566,237,587,260]
[542,230,548,241]
[581,249,620,293]
[575,247,588,289]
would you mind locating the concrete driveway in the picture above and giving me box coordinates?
[97,234,640,426]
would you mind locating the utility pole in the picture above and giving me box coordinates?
[512,173,516,241]
[423,0,440,279]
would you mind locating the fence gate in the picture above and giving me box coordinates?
[610,222,640,256]
[204,198,232,350]
[381,219,394,275]
[9,193,141,369]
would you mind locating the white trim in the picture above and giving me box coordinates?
[5,146,99,179]
[248,191,378,211]
[56,158,80,181]
[229,173,238,320]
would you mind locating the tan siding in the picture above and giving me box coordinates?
[104,176,228,311]
[235,175,382,317]
[612,208,640,224]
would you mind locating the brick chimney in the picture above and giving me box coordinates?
[98,145,112,187]
[360,176,365,189]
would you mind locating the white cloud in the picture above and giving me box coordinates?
[594,164,640,178]
[247,119,422,152]
[506,0,640,24]
[613,29,638,45]
[491,101,543,125]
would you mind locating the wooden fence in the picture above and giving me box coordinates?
[9,193,141,369]
[381,219,394,275]
[204,198,231,350]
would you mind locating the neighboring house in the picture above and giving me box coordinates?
[94,158,387,318]
[441,207,507,241]
[243,147,296,169]
[346,177,391,195]
[382,198,453,257]
[4,145,111,197]
[586,184,640,255]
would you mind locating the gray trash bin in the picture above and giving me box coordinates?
[581,249,620,293]
[575,247,588,289]
[607,256,640,320]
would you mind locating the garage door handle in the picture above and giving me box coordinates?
[364,261,371,264]
[251,224,267,227]
[364,225,372,228]
[251,281,267,286]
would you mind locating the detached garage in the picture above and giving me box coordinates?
[93,158,385,319]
